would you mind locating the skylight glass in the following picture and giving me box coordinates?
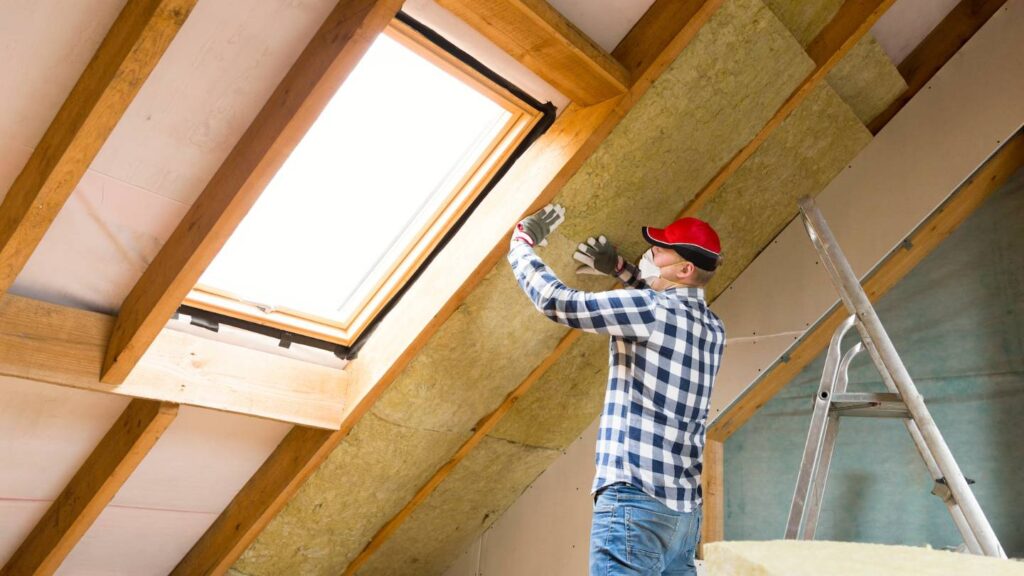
[197,30,520,332]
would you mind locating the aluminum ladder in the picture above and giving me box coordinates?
[784,196,1005,558]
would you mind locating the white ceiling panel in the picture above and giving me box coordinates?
[0,0,127,153]
[56,505,217,576]
[111,405,290,513]
[546,0,656,52]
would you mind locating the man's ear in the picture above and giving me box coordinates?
[674,261,695,281]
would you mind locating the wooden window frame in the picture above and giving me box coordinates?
[181,18,543,346]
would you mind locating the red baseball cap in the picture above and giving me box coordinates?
[642,217,721,271]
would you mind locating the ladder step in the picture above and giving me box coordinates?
[830,392,909,418]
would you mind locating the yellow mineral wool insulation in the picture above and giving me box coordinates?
[704,540,1024,575]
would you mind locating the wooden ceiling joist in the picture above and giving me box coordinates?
[100,0,405,386]
[0,293,345,429]
[0,0,196,299]
[174,2,725,573]
[434,0,630,105]
[867,0,1009,133]
[681,0,896,217]
[0,399,178,576]
[708,130,1024,442]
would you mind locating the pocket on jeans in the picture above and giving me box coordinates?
[625,505,676,566]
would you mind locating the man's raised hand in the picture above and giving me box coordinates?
[512,204,565,247]
[573,235,623,276]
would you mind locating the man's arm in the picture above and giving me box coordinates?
[508,242,657,339]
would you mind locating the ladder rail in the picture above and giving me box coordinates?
[785,316,856,539]
[802,342,862,540]
[798,196,1005,558]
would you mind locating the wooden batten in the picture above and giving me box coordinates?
[100,0,405,385]
[434,0,630,105]
[0,0,196,298]
[0,400,178,576]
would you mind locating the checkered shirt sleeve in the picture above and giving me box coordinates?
[508,243,659,339]
[508,241,726,513]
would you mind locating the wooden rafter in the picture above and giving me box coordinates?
[0,0,196,298]
[0,293,345,429]
[434,0,630,105]
[699,439,725,557]
[100,0,405,385]
[173,2,725,574]
[707,131,1024,442]
[867,0,1009,133]
[0,399,178,576]
[681,0,896,217]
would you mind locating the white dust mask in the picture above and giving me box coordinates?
[638,248,661,282]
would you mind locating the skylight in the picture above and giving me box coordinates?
[188,22,542,345]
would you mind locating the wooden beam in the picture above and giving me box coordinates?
[174,3,725,574]
[680,0,896,217]
[699,439,725,558]
[0,0,196,298]
[100,0,404,385]
[867,0,1008,134]
[0,399,177,576]
[612,0,710,82]
[434,0,630,105]
[709,130,1024,441]
[0,293,345,429]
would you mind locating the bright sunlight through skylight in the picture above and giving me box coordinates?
[199,32,513,326]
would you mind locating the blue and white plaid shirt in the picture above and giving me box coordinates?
[509,242,725,512]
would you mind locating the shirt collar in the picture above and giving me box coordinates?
[665,286,705,300]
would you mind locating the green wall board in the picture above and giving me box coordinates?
[725,170,1024,555]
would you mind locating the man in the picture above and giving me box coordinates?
[508,204,726,575]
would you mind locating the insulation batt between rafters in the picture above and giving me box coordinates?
[230,0,906,573]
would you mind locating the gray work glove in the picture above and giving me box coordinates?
[573,235,622,276]
[512,204,565,247]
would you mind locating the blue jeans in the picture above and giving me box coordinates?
[590,483,701,576]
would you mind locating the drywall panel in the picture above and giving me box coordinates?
[710,0,1024,417]
[725,176,1024,553]
[234,412,466,575]
[358,437,561,576]
[704,540,1024,575]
